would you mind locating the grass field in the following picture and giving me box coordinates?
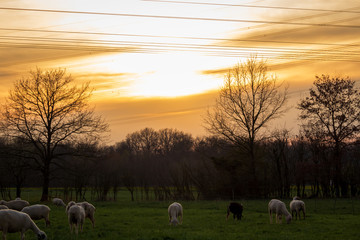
[4,189,360,240]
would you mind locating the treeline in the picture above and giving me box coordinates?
[0,127,359,201]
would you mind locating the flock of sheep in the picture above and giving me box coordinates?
[268,197,306,224]
[0,197,95,240]
[0,195,305,239]
[168,196,306,226]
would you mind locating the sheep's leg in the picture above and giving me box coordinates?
[2,231,6,240]
[90,216,95,228]
[20,232,25,240]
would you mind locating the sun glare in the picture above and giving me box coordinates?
[69,52,224,99]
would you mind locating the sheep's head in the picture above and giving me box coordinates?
[286,214,292,224]
[37,231,47,240]
[170,218,179,226]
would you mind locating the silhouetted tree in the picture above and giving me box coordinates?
[204,56,288,195]
[0,68,108,201]
[298,75,360,197]
[266,129,291,198]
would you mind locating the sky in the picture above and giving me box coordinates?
[0,0,359,144]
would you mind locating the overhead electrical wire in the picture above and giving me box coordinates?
[0,6,360,29]
[0,27,359,48]
[142,0,360,14]
[1,35,359,63]
[2,35,360,56]
[0,4,359,66]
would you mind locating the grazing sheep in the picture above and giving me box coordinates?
[65,201,76,214]
[293,196,301,200]
[52,198,66,207]
[0,205,9,210]
[268,199,292,224]
[290,200,306,220]
[77,202,96,228]
[226,202,243,220]
[21,204,51,227]
[168,202,183,226]
[0,200,30,211]
[0,209,47,240]
[15,198,21,200]
[67,205,85,235]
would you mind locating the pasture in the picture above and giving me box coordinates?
[3,189,360,240]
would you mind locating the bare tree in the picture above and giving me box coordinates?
[204,57,288,194]
[0,68,108,201]
[298,74,360,197]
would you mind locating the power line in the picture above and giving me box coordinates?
[2,35,360,56]
[1,37,359,63]
[1,6,360,29]
[1,27,359,48]
[143,0,360,14]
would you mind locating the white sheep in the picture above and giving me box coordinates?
[77,202,96,228]
[65,201,76,214]
[0,209,47,240]
[67,205,85,235]
[0,205,9,210]
[268,199,292,224]
[21,204,51,227]
[52,198,66,207]
[168,202,183,226]
[290,199,306,220]
[0,200,30,211]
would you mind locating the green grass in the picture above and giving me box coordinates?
[4,189,360,240]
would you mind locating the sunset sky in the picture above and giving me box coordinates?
[0,0,359,144]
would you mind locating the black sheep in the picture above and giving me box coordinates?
[226,202,243,220]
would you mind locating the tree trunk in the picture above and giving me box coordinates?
[16,186,21,198]
[334,143,346,197]
[41,168,50,201]
[249,140,259,196]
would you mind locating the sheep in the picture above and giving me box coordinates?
[290,199,306,220]
[65,201,76,214]
[67,204,85,235]
[293,196,301,200]
[21,204,51,227]
[0,205,9,210]
[168,202,183,226]
[76,202,96,228]
[226,202,243,221]
[0,209,47,240]
[268,199,292,224]
[0,200,30,211]
[65,201,95,228]
[52,198,66,207]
